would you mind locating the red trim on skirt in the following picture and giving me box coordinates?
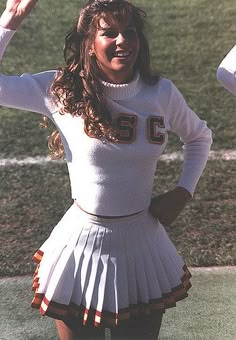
[31,249,192,327]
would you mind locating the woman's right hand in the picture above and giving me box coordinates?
[0,0,39,30]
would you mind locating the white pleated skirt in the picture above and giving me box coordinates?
[31,203,191,327]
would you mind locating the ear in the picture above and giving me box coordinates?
[89,43,95,56]
[89,49,95,56]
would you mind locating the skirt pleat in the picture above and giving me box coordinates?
[31,203,192,327]
[92,229,111,325]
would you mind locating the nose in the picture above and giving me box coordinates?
[116,33,127,46]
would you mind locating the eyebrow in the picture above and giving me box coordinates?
[98,24,135,31]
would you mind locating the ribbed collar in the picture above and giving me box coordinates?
[100,73,143,100]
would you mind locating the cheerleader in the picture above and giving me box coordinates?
[0,0,212,339]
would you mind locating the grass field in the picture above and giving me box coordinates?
[1,268,236,339]
[0,0,236,277]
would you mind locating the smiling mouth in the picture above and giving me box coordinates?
[113,51,131,57]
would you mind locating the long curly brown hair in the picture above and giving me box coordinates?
[45,0,158,158]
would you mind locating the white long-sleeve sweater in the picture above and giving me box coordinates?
[0,26,212,216]
[217,44,236,95]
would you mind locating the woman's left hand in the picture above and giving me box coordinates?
[149,186,192,226]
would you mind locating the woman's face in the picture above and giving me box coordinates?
[91,14,140,84]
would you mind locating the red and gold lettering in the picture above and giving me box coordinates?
[147,116,165,144]
[116,114,137,143]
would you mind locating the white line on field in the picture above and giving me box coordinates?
[0,156,58,167]
[0,150,235,167]
[160,150,236,161]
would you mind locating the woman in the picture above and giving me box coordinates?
[217,44,236,95]
[0,0,212,339]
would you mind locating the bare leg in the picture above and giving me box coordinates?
[56,320,76,340]
[56,319,105,340]
[110,312,163,340]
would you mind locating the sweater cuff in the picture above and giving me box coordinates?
[0,25,16,37]
[0,25,16,60]
[176,142,211,196]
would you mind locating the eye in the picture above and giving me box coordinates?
[102,30,117,38]
[124,28,137,37]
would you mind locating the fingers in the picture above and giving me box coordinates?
[150,202,182,225]
[158,215,175,226]
[149,188,190,225]
[5,0,39,16]
[153,208,177,226]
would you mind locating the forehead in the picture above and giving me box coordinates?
[96,13,135,29]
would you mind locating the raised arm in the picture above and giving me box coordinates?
[0,0,56,116]
[0,0,39,29]
[216,44,236,96]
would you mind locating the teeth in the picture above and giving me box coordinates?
[114,52,130,57]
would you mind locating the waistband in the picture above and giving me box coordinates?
[74,200,146,222]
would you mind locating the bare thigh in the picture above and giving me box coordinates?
[56,319,105,340]
[110,312,164,340]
